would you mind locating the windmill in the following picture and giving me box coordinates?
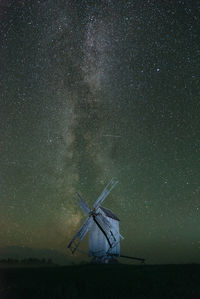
[68,178,145,264]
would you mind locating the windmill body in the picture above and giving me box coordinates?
[68,178,123,263]
[88,206,120,259]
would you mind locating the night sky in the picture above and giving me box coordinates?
[0,0,200,264]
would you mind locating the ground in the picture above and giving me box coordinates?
[0,264,200,298]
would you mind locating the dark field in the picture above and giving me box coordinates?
[0,264,200,299]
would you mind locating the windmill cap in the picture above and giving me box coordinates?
[100,206,120,221]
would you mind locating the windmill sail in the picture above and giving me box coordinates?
[73,192,91,215]
[68,217,92,253]
[94,212,118,248]
[93,178,118,209]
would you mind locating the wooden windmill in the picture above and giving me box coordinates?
[68,178,145,264]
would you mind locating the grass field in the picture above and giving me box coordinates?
[0,264,200,298]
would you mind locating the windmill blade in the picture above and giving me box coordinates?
[94,212,119,248]
[93,178,118,209]
[119,233,124,240]
[95,210,113,231]
[73,192,91,215]
[68,216,93,254]
[95,213,118,247]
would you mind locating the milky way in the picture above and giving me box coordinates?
[0,0,200,264]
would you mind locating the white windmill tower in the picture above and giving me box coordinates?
[68,178,123,263]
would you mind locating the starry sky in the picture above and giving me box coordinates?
[0,0,200,264]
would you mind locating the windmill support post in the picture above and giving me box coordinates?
[120,254,145,263]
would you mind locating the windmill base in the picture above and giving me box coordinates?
[91,255,119,264]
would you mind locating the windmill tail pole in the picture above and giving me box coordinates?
[119,254,145,263]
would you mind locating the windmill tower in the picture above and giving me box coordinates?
[68,178,123,263]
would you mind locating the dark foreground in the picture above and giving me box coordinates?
[0,264,200,298]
